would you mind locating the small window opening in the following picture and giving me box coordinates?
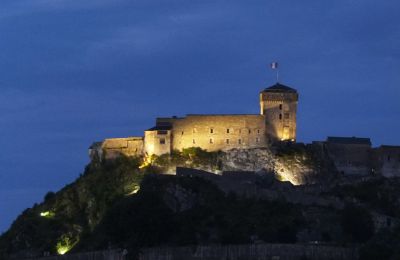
[159,138,166,144]
[226,139,230,144]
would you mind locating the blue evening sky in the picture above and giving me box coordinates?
[1,0,399,232]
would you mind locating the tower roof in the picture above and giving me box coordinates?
[262,83,297,93]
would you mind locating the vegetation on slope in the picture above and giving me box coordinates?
[1,147,400,259]
[0,156,145,257]
[81,174,304,254]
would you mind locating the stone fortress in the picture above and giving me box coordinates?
[90,82,298,157]
[90,82,400,178]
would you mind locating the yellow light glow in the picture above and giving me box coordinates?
[40,211,55,218]
[126,186,140,196]
[57,246,71,255]
[56,234,79,255]
[139,154,154,169]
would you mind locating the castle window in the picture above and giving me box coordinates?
[256,137,260,143]
[181,131,184,135]
[284,113,290,119]
[210,138,214,144]
[193,139,196,144]
[210,128,214,134]
[248,129,251,134]
[226,139,230,144]
[159,138,166,144]
[257,129,260,134]
[279,114,282,120]
[226,128,230,134]
[238,139,242,144]
[157,130,167,135]
[279,104,282,110]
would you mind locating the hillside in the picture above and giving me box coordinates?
[1,147,400,259]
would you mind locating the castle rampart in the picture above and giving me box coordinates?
[169,114,267,152]
[89,137,144,160]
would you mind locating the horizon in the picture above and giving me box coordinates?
[1,0,400,233]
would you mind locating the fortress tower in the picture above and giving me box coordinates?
[260,83,298,142]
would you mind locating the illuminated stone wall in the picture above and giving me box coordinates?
[94,137,144,160]
[260,91,298,142]
[164,115,267,152]
[144,130,172,155]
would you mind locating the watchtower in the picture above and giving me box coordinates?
[260,83,298,142]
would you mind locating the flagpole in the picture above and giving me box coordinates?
[277,69,279,83]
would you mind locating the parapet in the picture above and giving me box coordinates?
[89,137,144,161]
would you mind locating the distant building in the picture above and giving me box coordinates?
[374,145,400,177]
[90,83,299,157]
[323,137,373,176]
[313,137,400,177]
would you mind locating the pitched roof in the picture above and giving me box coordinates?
[262,83,297,93]
[327,136,371,145]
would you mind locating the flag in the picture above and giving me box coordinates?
[270,62,278,69]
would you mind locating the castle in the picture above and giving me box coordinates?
[90,82,298,158]
[89,82,400,179]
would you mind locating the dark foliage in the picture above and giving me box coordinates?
[85,174,304,251]
[340,204,374,243]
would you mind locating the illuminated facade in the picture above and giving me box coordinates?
[260,83,298,141]
[90,83,299,157]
